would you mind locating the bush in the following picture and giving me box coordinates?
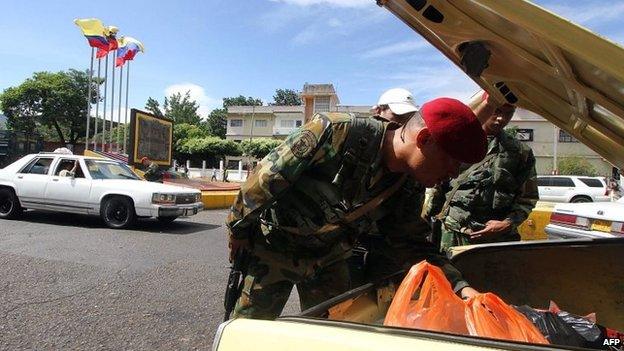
[241,138,282,160]
[558,157,598,176]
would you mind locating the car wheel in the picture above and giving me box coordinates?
[0,188,22,219]
[101,196,136,229]
[157,216,178,224]
[571,195,592,203]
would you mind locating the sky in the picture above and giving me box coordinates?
[1,0,623,119]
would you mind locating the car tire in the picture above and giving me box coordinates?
[0,188,22,219]
[100,196,136,229]
[157,216,178,224]
[571,195,592,203]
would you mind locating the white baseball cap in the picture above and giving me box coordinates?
[377,88,419,115]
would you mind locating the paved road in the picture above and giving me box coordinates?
[0,210,298,350]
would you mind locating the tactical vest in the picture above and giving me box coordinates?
[259,114,390,253]
[446,132,528,228]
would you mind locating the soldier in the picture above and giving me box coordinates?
[140,157,163,183]
[430,92,538,253]
[226,96,487,320]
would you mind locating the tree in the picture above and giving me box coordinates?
[144,91,201,124]
[177,136,242,166]
[0,69,99,145]
[223,95,263,108]
[145,97,164,117]
[270,89,301,106]
[241,138,282,160]
[558,157,598,176]
[206,108,227,139]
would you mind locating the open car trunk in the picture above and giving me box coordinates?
[297,239,624,347]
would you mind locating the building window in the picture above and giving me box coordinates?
[295,120,302,127]
[314,96,330,112]
[516,129,533,142]
[280,120,295,128]
[254,119,267,128]
[558,130,578,143]
[230,119,243,127]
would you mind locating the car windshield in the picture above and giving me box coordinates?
[85,160,140,180]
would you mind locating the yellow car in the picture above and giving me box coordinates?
[214,0,624,349]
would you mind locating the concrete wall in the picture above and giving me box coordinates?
[509,110,613,176]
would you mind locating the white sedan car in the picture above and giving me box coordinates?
[545,197,624,239]
[0,153,203,228]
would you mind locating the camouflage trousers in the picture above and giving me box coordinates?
[233,240,352,320]
[440,216,521,253]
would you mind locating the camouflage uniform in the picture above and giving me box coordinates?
[431,132,538,253]
[227,112,469,320]
[143,162,163,182]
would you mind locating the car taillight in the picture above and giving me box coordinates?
[550,213,590,228]
[611,222,624,236]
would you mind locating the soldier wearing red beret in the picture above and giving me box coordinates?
[226,91,486,320]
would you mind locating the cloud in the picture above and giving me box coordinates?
[268,0,370,8]
[360,40,430,59]
[164,83,220,118]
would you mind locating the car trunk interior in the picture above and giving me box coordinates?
[298,239,624,346]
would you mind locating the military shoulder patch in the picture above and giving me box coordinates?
[290,130,318,158]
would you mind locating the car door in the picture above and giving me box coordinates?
[44,158,93,213]
[13,156,55,207]
[550,177,576,202]
[537,177,555,201]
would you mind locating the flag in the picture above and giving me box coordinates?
[115,37,145,67]
[74,18,109,50]
[96,26,119,59]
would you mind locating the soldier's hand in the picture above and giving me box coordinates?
[460,286,480,299]
[228,237,251,262]
[468,219,512,242]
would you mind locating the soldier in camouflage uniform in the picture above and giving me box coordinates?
[141,157,163,183]
[429,94,539,253]
[226,96,488,320]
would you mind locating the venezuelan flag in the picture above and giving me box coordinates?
[74,18,109,51]
[115,37,145,67]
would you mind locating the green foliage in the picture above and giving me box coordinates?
[206,108,227,139]
[144,91,201,124]
[223,95,263,107]
[270,89,301,106]
[558,156,598,176]
[241,138,282,159]
[145,97,164,117]
[177,137,242,165]
[0,69,99,145]
[91,123,130,150]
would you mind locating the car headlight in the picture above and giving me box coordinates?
[195,193,202,202]
[152,193,176,204]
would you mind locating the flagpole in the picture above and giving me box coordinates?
[102,53,109,152]
[93,58,102,151]
[85,47,94,151]
[123,61,130,154]
[117,63,124,153]
[109,50,116,152]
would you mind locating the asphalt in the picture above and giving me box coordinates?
[0,209,298,350]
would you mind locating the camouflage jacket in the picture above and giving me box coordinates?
[432,132,538,233]
[143,162,163,182]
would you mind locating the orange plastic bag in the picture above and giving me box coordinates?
[384,262,549,344]
[384,261,469,335]
[466,293,549,344]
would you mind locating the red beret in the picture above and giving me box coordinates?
[420,97,487,163]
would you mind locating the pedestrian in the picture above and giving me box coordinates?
[226,94,488,320]
[427,91,538,253]
[211,168,218,182]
